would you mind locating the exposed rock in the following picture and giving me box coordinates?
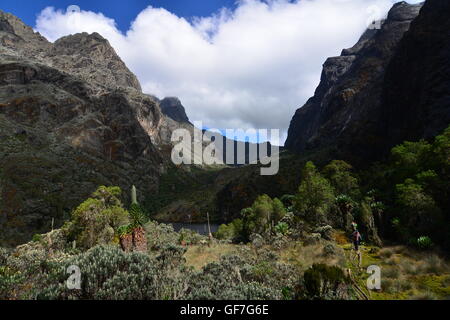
[160,97,191,124]
[380,0,450,149]
[285,2,428,165]
[51,32,142,92]
[0,10,189,246]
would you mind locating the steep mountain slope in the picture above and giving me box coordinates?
[0,11,192,245]
[380,0,450,149]
[284,2,437,164]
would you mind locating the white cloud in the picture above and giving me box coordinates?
[35,0,419,145]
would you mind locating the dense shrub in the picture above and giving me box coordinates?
[296,264,352,300]
[217,195,286,243]
[295,162,335,225]
[0,265,23,299]
[129,203,148,228]
[216,219,244,242]
[36,245,190,300]
[274,222,289,236]
[395,179,443,239]
[178,228,205,246]
[63,186,130,249]
[367,126,450,249]
[145,221,180,252]
[240,195,286,241]
[322,160,360,198]
[187,255,285,300]
[416,236,434,250]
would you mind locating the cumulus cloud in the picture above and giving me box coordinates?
[35,0,420,145]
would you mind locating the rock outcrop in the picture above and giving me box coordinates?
[0,10,189,246]
[380,0,450,150]
[160,97,191,124]
[284,2,441,165]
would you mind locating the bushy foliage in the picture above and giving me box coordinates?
[322,160,360,198]
[144,221,180,251]
[280,194,295,211]
[295,162,335,225]
[0,247,21,299]
[0,241,62,300]
[0,265,23,299]
[0,247,8,265]
[187,251,297,300]
[63,186,129,250]
[216,219,244,242]
[178,228,205,246]
[416,236,434,250]
[274,222,289,236]
[36,245,190,300]
[32,242,300,301]
[395,179,443,240]
[129,203,148,228]
[217,195,287,243]
[241,195,287,241]
[296,264,352,300]
[364,126,450,249]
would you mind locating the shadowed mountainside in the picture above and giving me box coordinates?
[284,1,450,165]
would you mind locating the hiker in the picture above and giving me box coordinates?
[351,229,362,252]
[351,221,358,231]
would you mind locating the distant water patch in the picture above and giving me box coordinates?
[169,223,220,235]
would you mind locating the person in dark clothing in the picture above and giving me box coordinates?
[351,230,362,252]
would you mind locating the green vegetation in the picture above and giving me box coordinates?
[1,127,449,300]
[37,245,189,300]
[216,194,286,242]
[416,236,434,250]
[295,161,335,225]
[365,126,450,250]
[297,263,351,300]
[62,186,129,249]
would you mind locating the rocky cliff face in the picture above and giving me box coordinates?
[159,97,191,124]
[0,11,189,245]
[380,0,450,149]
[284,2,445,165]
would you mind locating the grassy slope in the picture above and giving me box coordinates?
[183,231,450,300]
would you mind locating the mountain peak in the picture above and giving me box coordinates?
[388,1,423,21]
[51,32,142,91]
[285,1,426,164]
[0,10,141,92]
[160,97,191,123]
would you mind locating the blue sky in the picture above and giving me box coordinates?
[0,0,237,32]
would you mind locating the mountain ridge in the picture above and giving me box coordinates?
[284,1,438,165]
[0,10,192,245]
